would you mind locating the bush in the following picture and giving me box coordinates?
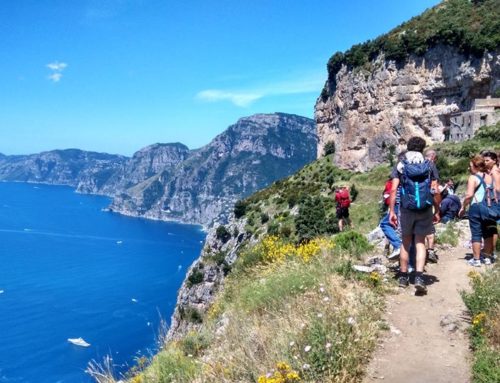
[324,141,336,156]
[462,265,500,383]
[234,200,247,218]
[187,268,204,286]
[334,231,372,256]
[261,213,270,224]
[216,225,231,243]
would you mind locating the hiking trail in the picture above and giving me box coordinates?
[364,226,474,383]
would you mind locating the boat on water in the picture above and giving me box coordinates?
[67,337,90,347]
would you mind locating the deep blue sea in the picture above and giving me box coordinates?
[0,182,205,383]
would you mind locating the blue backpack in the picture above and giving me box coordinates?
[400,159,433,211]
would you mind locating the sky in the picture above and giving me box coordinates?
[0,0,441,156]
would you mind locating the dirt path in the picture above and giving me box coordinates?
[363,244,473,383]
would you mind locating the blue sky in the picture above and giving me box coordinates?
[1,0,440,156]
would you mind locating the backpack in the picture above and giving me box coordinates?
[475,174,500,221]
[336,189,351,208]
[400,159,433,211]
[383,179,392,206]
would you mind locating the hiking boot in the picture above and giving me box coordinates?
[388,248,400,260]
[414,275,427,294]
[427,249,438,263]
[467,258,481,267]
[398,275,409,288]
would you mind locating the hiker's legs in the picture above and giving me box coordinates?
[414,235,427,272]
[469,205,482,260]
[380,213,401,249]
[399,235,412,273]
[472,241,482,260]
[426,232,435,250]
[338,218,344,232]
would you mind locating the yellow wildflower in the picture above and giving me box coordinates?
[472,312,486,326]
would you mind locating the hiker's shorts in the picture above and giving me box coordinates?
[336,206,349,219]
[469,203,498,242]
[400,207,433,237]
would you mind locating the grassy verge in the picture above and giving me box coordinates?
[102,233,386,383]
[462,265,500,383]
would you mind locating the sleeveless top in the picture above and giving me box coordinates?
[472,173,486,205]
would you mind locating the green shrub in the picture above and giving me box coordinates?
[152,348,199,382]
[436,222,459,247]
[462,265,500,383]
[179,331,211,357]
[234,200,248,218]
[216,225,231,243]
[334,231,372,256]
[261,213,270,224]
[324,141,336,156]
[187,268,204,286]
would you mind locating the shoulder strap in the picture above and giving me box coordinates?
[473,174,486,203]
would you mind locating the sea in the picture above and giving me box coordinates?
[0,182,206,383]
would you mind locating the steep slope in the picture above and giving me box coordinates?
[109,113,317,226]
[315,0,500,171]
[76,143,191,195]
[0,149,127,187]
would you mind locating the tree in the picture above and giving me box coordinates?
[324,141,336,156]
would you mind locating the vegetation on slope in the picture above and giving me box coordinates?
[462,265,500,383]
[94,234,386,383]
[323,0,500,97]
[89,122,499,383]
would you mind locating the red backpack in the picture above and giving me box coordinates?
[336,189,351,208]
[383,179,392,206]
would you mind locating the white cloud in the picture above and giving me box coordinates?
[48,73,63,82]
[196,90,263,107]
[47,62,68,71]
[196,72,325,107]
[46,61,68,82]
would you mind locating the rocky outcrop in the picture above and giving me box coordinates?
[76,143,191,195]
[167,216,253,340]
[109,113,317,226]
[315,46,500,171]
[0,149,127,186]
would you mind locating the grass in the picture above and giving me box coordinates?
[462,265,500,383]
[435,221,461,247]
[102,234,386,383]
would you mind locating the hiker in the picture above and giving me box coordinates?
[380,183,401,259]
[335,186,351,232]
[442,178,455,195]
[380,176,393,216]
[481,150,500,260]
[424,149,440,263]
[458,155,497,266]
[389,137,440,293]
[439,186,461,224]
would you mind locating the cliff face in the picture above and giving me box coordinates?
[109,113,317,226]
[76,143,191,195]
[167,215,253,340]
[315,46,500,171]
[0,149,127,186]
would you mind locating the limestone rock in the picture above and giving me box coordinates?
[315,47,500,171]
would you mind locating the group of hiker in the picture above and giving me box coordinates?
[375,137,500,294]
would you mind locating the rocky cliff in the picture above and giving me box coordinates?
[0,149,127,186]
[76,143,191,195]
[109,113,317,226]
[315,0,500,171]
[0,114,316,227]
[315,47,499,171]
